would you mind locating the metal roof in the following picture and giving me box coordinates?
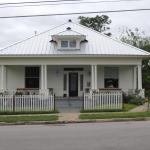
[0,21,149,57]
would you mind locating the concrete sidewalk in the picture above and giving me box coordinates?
[58,113,80,121]
[129,103,148,112]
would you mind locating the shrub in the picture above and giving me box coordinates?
[123,94,145,106]
[145,89,150,98]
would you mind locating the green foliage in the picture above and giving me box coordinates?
[78,15,111,36]
[0,110,58,115]
[0,115,58,123]
[119,28,150,98]
[79,112,150,120]
[145,89,150,98]
[123,94,145,106]
[123,103,137,111]
[80,109,122,113]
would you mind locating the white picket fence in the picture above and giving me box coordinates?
[84,90,123,110]
[0,95,54,112]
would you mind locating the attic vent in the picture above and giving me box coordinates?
[66,27,71,30]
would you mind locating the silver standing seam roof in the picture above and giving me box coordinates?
[0,21,149,57]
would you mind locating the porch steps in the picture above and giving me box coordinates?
[55,97,83,113]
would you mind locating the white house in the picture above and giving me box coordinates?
[0,20,149,100]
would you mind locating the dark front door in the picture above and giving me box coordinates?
[69,73,78,97]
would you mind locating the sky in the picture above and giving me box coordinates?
[0,0,150,48]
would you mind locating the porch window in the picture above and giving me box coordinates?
[80,74,83,91]
[25,67,39,88]
[104,67,119,88]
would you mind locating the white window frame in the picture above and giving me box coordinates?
[61,40,69,48]
[60,40,77,49]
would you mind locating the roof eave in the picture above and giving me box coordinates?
[0,54,149,58]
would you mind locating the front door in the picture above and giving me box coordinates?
[69,73,78,97]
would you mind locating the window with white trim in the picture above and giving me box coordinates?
[61,40,76,48]
[25,67,39,88]
[104,67,119,88]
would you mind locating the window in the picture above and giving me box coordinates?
[104,67,119,88]
[69,40,76,48]
[80,74,84,91]
[61,40,77,48]
[25,67,39,88]
[63,74,67,91]
[61,41,68,48]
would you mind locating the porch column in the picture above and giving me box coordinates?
[94,65,97,89]
[41,65,45,90]
[133,66,137,89]
[44,65,47,90]
[91,65,97,90]
[137,65,142,89]
[0,65,6,91]
[91,65,95,90]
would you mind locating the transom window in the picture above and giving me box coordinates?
[61,40,76,48]
[25,67,39,88]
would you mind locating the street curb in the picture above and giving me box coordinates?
[0,117,150,126]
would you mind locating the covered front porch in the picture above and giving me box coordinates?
[0,64,143,97]
[0,56,144,112]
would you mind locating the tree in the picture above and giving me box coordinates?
[119,28,150,97]
[78,15,111,36]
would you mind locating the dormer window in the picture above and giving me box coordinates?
[61,40,77,49]
[51,27,87,50]
[61,41,68,48]
[70,40,76,48]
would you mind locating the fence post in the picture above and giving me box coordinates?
[122,92,124,110]
[13,95,15,112]
[82,93,84,111]
[54,94,56,111]
[148,98,150,112]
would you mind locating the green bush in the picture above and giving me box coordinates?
[123,95,145,106]
[145,89,150,98]
[80,109,122,113]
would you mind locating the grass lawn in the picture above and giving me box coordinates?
[79,112,150,120]
[123,103,137,111]
[81,103,138,113]
[0,115,58,123]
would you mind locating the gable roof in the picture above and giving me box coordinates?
[0,21,149,57]
[53,28,84,36]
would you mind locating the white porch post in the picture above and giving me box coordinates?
[91,65,95,90]
[133,66,137,89]
[0,65,6,91]
[41,65,44,90]
[91,65,97,90]
[40,65,48,95]
[94,65,97,89]
[44,65,47,90]
[137,65,142,89]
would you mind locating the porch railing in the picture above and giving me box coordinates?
[0,94,55,112]
[83,90,123,110]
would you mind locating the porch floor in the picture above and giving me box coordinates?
[55,97,83,113]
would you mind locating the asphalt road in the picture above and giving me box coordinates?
[0,121,150,150]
